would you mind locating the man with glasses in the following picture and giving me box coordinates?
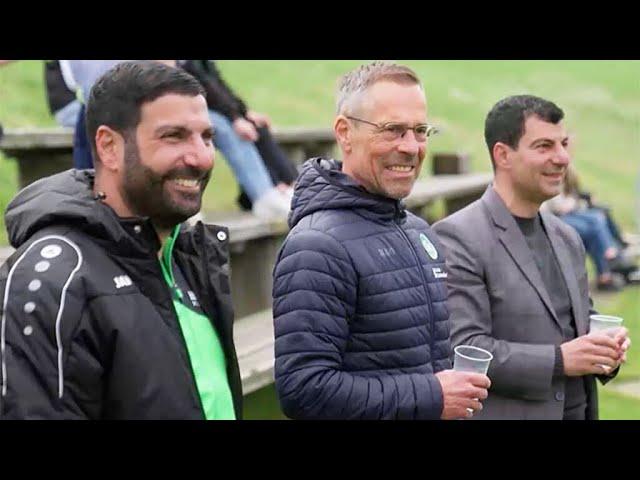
[271,61,490,420]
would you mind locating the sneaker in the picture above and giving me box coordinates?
[626,268,640,284]
[609,252,638,277]
[596,273,625,292]
[251,187,291,221]
[275,183,294,203]
[236,191,253,211]
[282,186,294,204]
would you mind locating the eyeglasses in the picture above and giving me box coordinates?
[346,116,438,142]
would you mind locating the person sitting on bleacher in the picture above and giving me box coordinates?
[44,61,82,128]
[179,61,299,213]
[2,60,83,129]
[544,165,639,290]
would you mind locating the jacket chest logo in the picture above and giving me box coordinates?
[113,275,133,289]
[187,290,200,307]
[432,267,448,279]
[377,247,397,258]
[420,233,439,260]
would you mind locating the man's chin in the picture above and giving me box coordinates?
[153,210,198,231]
[540,185,563,201]
[153,199,202,229]
[383,182,415,200]
[167,191,202,215]
[173,205,201,223]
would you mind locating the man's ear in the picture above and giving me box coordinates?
[492,142,513,171]
[95,126,125,172]
[334,115,353,155]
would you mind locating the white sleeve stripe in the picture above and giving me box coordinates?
[1,235,83,399]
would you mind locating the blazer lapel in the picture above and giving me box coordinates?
[541,213,588,336]
[482,186,562,330]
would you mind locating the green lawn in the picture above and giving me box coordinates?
[593,285,640,381]
[1,60,639,419]
[598,388,640,420]
[246,383,640,420]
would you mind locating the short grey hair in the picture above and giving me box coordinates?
[336,61,423,115]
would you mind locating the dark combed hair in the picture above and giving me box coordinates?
[86,60,205,159]
[484,94,564,169]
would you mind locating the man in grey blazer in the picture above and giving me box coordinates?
[433,95,631,420]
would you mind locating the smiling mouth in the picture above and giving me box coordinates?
[386,165,414,173]
[542,172,564,179]
[171,178,201,188]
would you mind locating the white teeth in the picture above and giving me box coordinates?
[388,166,413,172]
[173,178,199,187]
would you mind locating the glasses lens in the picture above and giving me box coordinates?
[380,123,406,141]
[414,125,429,141]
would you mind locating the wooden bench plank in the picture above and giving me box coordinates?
[203,172,493,244]
[0,128,74,150]
[0,173,492,263]
[405,173,493,209]
[0,126,338,188]
[233,308,275,395]
[0,127,334,151]
[208,213,289,244]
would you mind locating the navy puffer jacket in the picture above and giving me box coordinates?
[273,158,452,419]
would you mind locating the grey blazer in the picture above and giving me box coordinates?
[433,185,615,420]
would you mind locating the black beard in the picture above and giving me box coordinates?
[119,138,211,230]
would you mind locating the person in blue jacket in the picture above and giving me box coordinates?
[272,61,490,420]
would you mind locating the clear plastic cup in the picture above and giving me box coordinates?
[453,345,493,374]
[589,314,623,335]
[453,345,493,417]
[589,314,624,372]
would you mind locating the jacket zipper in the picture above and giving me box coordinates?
[392,204,436,363]
[158,229,208,419]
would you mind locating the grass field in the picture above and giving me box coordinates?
[1,60,638,419]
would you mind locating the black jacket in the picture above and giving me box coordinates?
[180,60,248,121]
[0,169,242,419]
[44,60,77,114]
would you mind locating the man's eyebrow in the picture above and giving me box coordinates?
[155,125,189,135]
[529,137,555,147]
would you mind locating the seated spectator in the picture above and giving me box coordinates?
[68,60,124,170]
[575,174,639,284]
[544,165,639,290]
[2,60,81,128]
[44,61,81,128]
[179,60,298,212]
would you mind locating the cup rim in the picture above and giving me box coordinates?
[454,345,493,362]
[589,314,623,325]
